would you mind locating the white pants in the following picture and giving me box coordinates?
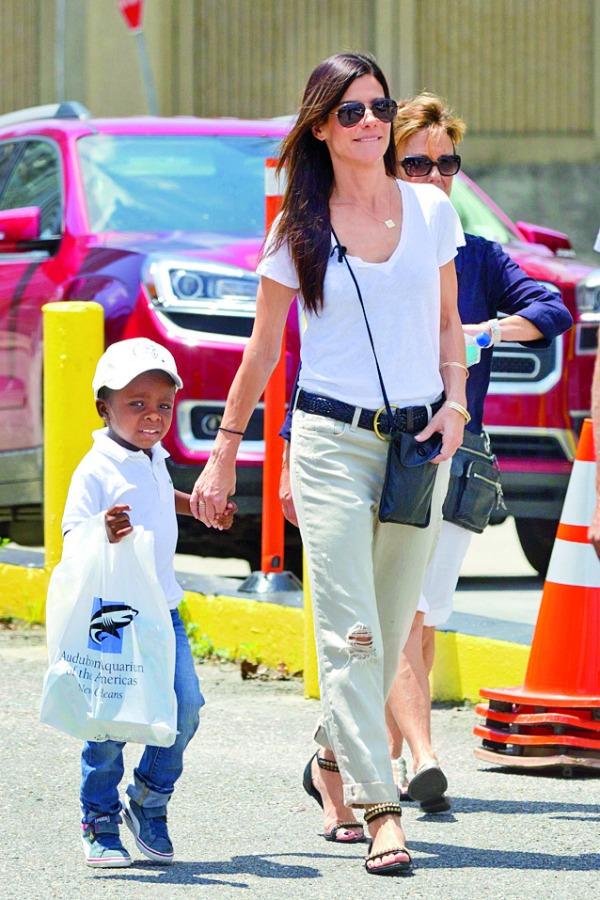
[417,520,473,626]
[290,410,450,805]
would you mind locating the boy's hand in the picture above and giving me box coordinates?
[105,504,133,543]
[214,500,238,531]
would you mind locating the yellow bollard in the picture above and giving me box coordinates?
[303,550,320,699]
[43,302,104,569]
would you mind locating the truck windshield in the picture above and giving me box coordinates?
[450,177,520,245]
[78,134,282,236]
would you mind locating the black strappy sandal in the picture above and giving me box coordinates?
[363,803,413,877]
[302,753,366,844]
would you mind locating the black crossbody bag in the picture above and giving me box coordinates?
[332,232,442,527]
[442,429,506,533]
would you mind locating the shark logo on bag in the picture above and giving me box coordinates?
[87,597,139,653]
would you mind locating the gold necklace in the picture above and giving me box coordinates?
[331,183,397,229]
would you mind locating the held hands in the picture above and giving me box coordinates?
[105,504,133,543]
[415,403,465,463]
[215,500,238,531]
[190,453,237,529]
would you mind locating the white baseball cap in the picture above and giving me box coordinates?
[93,338,183,399]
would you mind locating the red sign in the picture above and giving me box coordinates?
[118,0,144,32]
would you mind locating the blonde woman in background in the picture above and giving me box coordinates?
[386,94,573,812]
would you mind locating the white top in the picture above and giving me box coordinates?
[62,429,182,608]
[595,228,600,253]
[257,180,464,408]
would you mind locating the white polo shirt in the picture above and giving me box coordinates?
[257,180,464,409]
[62,429,183,608]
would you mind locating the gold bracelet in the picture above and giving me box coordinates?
[440,361,469,379]
[445,400,472,424]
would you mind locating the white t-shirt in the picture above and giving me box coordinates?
[62,429,183,608]
[257,180,464,409]
[595,229,600,253]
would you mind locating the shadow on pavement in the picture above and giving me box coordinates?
[97,852,326,887]
[409,840,600,871]
[448,796,600,817]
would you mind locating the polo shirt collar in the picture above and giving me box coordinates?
[92,428,170,463]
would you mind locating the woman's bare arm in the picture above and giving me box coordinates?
[418,259,466,461]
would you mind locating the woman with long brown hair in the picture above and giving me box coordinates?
[191,53,467,875]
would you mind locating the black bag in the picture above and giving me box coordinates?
[333,230,441,527]
[442,430,506,533]
[380,430,443,526]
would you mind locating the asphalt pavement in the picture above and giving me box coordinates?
[1,626,599,900]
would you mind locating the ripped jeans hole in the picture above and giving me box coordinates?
[346,623,375,660]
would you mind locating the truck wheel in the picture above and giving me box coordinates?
[515,518,558,578]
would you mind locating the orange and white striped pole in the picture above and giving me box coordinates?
[261,159,286,572]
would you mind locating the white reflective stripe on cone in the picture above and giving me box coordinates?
[559,460,597,527]
[546,538,600,589]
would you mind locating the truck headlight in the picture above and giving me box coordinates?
[576,269,600,321]
[145,259,258,315]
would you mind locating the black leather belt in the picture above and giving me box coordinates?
[296,389,444,438]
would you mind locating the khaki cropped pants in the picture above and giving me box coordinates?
[290,409,450,806]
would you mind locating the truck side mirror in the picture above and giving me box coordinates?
[0,206,41,247]
[516,220,573,257]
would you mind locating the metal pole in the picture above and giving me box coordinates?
[135,30,159,115]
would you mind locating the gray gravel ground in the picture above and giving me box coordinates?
[1,629,599,900]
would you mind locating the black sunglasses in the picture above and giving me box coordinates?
[400,154,461,177]
[335,98,398,128]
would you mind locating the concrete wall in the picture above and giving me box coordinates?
[1,1,598,262]
[467,163,600,265]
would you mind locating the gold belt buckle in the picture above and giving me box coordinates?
[373,405,397,441]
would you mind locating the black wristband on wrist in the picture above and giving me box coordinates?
[218,426,245,436]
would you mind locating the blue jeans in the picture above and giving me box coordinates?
[80,609,204,822]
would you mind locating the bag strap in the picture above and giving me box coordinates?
[331,227,394,421]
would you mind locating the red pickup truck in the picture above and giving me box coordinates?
[0,103,597,574]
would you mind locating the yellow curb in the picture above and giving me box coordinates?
[0,563,530,702]
[0,563,49,623]
[180,591,305,674]
[432,630,530,703]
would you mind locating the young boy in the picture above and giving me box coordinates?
[62,337,236,868]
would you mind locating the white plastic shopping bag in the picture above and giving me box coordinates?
[40,515,177,746]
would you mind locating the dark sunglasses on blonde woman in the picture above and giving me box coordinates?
[400,154,462,177]
[335,97,398,128]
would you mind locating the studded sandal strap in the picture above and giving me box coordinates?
[363,802,403,825]
[316,755,339,772]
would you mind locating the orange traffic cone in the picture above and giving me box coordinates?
[474,418,600,771]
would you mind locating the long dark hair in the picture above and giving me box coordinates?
[272,53,397,314]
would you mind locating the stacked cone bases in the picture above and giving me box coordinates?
[474,418,600,772]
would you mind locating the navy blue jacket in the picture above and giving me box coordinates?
[280,233,573,439]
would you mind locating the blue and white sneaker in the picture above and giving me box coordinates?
[81,815,131,868]
[123,800,174,865]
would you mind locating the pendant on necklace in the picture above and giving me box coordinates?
[384,219,396,229]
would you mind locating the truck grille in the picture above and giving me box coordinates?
[162,311,253,338]
[488,431,571,461]
[488,339,562,395]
